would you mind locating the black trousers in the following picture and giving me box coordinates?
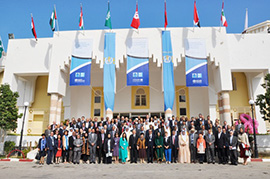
[198,154,205,163]
[147,147,154,163]
[97,146,106,164]
[217,147,224,163]
[130,148,138,163]
[62,149,69,162]
[230,150,238,165]
[82,154,89,162]
[223,147,229,163]
[190,145,197,162]
[106,157,112,164]
[171,145,178,162]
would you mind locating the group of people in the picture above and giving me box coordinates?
[37,114,252,166]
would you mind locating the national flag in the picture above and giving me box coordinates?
[193,0,200,27]
[221,1,228,27]
[0,36,4,59]
[164,0,168,29]
[79,5,84,30]
[31,15,37,41]
[131,2,140,29]
[105,1,112,29]
[242,8,248,33]
[49,7,57,31]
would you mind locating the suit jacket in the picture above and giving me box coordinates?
[88,133,97,147]
[205,133,215,149]
[228,135,238,149]
[215,132,227,148]
[97,133,106,148]
[164,136,172,149]
[73,138,83,151]
[69,136,75,150]
[154,128,164,137]
[235,124,245,133]
[129,134,138,149]
[171,134,179,148]
[104,138,115,153]
[189,133,198,148]
[145,134,155,147]
[46,136,55,150]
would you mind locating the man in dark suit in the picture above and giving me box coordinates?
[97,129,106,164]
[205,129,216,164]
[129,129,138,163]
[46,131,55,165]
[215,126,227,164]
[68,131,76,163]
[228,130,238,165]
[171,130,179,163]
[145,129,155,163]
[155,124,164,137]
[189,128,198,163]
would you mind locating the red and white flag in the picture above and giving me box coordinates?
[221,1,228,27]
[31,15,37,41]
[164,0,168,29]
[79,5,84,29]
[193,0,200,27]
[131,2,140,29]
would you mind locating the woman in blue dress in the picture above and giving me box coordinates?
[119,132,128,164]
[113,132,120,164]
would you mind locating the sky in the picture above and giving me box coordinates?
[0,0,270,50]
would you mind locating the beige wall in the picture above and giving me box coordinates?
[31,76,50,109]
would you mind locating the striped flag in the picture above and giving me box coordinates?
[131,1,140,29]
[221,1,228,27]
[193,0,200,27]
[79,5,84,30]
[0,36,4,59]
[49,6,57,31]
[31,15,37,41]
[164,0,168,29]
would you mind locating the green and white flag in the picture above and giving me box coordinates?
[49,6,57,31]
[0,36,4,59]
[105,2,112,29]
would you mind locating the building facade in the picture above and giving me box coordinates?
[1,25,269,135]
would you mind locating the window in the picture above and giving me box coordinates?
[135,88,146,106]
[94,109,100,116]
[180,108,187,116]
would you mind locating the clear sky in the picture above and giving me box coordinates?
[0,0,269,50]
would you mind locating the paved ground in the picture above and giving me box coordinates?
[0,161,269,179]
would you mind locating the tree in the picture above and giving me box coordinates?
[255,73,270,122]
[0,84,22,132]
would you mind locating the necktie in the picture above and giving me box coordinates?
[173,136,175,145]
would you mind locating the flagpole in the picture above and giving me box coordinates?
[54,5,60,36]
[193,0,195,32]
[220,0,224,32]
[80,3,85,35]
[108,0,112,33]
[164,0,166,31]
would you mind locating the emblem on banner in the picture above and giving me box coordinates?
[163,55,172,63]
[104,57,115,64]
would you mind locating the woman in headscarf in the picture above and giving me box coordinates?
[104,133,114,164]
[178,130,190,163]
[137,133,146,163]
[37,133,47,165]
[155,132,164,163]
[81,132,90,164]
[119,132,128,164]
[238,127,250,165]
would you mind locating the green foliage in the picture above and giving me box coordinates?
[4,141,15,154]
[0,84,22,131]
[256,73,270,121]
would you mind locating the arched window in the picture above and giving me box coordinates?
[135,88,146,106]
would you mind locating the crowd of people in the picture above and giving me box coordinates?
[37,114,252,166]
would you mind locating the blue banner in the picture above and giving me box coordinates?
[103,33,116,111]
[185,56,208,87]
[127,56,149,86]
[70,56,91,86]
[162,31,175,111]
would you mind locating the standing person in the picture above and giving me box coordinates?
[205,129,215,164]
[215,126,226,164]
[171,130,179,163]
[197,133,206,164]
[82,133,90,164]
[73,134,83,164]
[189,128,198,163]
[97,129,106,164]
[88,128,97,164]
[222,127,229,164]
[164,131,172,164]
[129,129,138,163]
[68,131,76,163]
[46,131,55,165]
[104,133,114,164]
[44,125,51,138]
[37,134,47,165]
[229,130,238,165]
[137,133,146,163]
[119,132,128,164]
[55,134,62,164]
[155,132,164,163]
[145,129,155,163]
[62,130,69,163]
[178,130,190,163]
[238,127,250,165]
[113,133,120,164]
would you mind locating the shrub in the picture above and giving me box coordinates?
[4,141,15,154]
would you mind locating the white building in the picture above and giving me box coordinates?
[0,24,270,136]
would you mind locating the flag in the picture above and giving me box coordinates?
[221,1,228,27]
[105,1,112,29]
[242,8,248,33]
[193,0,200,27]
[31,15,37,41]
[79,5,84,30]
[49,7,57,31]
[0,36,4,59]
[164,0,168,29]
[131,2,140,29]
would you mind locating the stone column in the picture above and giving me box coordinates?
[165,108,173,121]
[56,96,62,124]
[49,94,59,125]
[218,91,231,126]
[106,108,113,120]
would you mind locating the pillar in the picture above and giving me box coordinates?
[106,108,113,120]
[56,96,62,124]
[165,108,173,121]
[49,94,62,125]
[218,91,232,126]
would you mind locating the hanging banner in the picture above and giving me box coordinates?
[126,38,149,86]
[162,31,175,111]
[70,39,92,86]
[103,33,116,111]
[185,39,208,87]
